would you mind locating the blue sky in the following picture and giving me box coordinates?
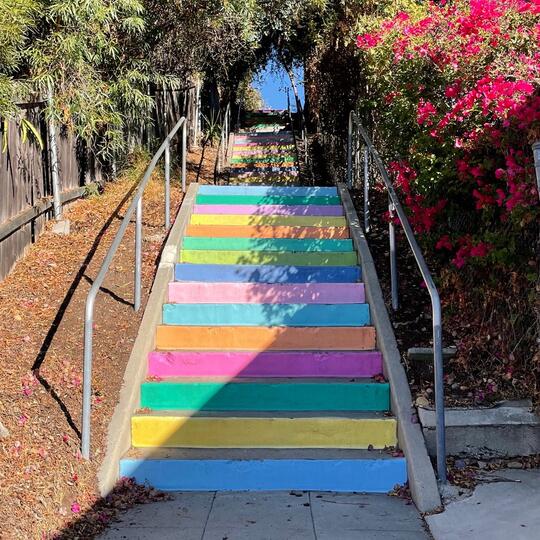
[253,59,305,111]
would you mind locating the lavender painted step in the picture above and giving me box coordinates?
[192,205,344,216]
[168,282,365,304]
[148,351,383,378]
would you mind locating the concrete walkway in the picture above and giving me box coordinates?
[100,491,430,539]
[427,469,540,540]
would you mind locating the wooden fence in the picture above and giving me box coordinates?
[0,85,197,282]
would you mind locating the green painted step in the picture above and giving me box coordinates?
[179,250,358,266]
[140,380,390,411]
[195,195,341,206]
[230,155,297,164]
[182,237,354,252]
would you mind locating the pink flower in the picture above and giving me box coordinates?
[436,235,453,250]
[417,99,437,125]
[71,502,81,514]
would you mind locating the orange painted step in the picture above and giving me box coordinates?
[185,225,350,239]
[155,326,376,351]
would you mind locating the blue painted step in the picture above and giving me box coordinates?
[120,453,407,492]
[198,185,338,196]
[175,264,361,283]
[162,303,371,327]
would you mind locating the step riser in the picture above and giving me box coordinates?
[197,186,338,196]
[168,283,365,304]
[131,417,397,448]
[174,264,361,283]
[140,382,389,411]
[232,150,295,156]
[182,237,353,252]
[148,351,382,378]
[155,326,376,351]
[179,250,358,266]
[119,459,407,492]
[185,225,350,239]
[190,215,347,227]
[231,167,299,175]
[192,204,344,216]
[195,195,340,205]
[231,156,296,164]
[162,303,371,327]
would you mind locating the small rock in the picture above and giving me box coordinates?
[477,461,488,469]
[454,459,466,470]
[415,396,430,408]
[507,461,523,469]
[0,420,9,439]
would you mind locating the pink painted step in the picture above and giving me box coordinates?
[148,350,382,378]
[192,205,344,216]
[168,282,365,304]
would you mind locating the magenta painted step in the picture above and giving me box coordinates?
[168,282,365,304]
[192,205,344,216]
[148,350,382,378]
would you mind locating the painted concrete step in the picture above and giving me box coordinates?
[181,237,353,252]
[197,186,338,196]
[231,155,296,163]
[140,379,389,411]
[196,194,339,206]
[192,204,344,216]
[231,170,299,179]
[233,145,295,153]
[120,449,407,492]
[190,215,347,227]
[230,162,297,170]
[185,225,350,239]
[174,264,361,283]
[167,282,365,304]
[131,412,397,449]
[230,166,298,174]
[148,350,382,378]
[155,326,376,351]
[162,303,371,327]
[179,250,358,266]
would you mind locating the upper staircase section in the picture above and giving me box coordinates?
[227,110,300,185]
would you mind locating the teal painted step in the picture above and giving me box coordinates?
[162,303,370,326]
[195,194,341,206]
[179,250,358,266]
[182,237,353,252]
[140,380,389,411]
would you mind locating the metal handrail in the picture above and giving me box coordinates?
[347,110,446,484]
[81,115,188,459]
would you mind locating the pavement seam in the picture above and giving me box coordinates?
[308,492,318,540]
[201,491,217,540]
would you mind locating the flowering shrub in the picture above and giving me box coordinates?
[357,0,539,269]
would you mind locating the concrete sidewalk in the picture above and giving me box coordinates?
[100,491,431,539]
[427,469,540,540]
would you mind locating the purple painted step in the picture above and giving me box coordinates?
[148,350,382,378]
[192,205,344,216]
[168,282,365,304]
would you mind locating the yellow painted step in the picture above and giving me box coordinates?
[190,214,347,227]
[131,415,397,449]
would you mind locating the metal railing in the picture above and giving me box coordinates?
[347,110,446,484]
[81,115,188,459]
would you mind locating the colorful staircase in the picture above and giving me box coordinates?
[228,111,299,185]
[119,114,407,492]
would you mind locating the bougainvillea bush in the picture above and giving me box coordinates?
[356,0,539,402]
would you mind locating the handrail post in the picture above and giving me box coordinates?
[164,141,170,228]
[81,299,95,460]
[363,145,370,232]
[134,196,142,311]
[182,120,187,192]
[432,294,447,483]
[388,197,399,310]
[347,111,353,188]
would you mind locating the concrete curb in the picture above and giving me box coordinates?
[98,183,199,496]
[338,183,442,513]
